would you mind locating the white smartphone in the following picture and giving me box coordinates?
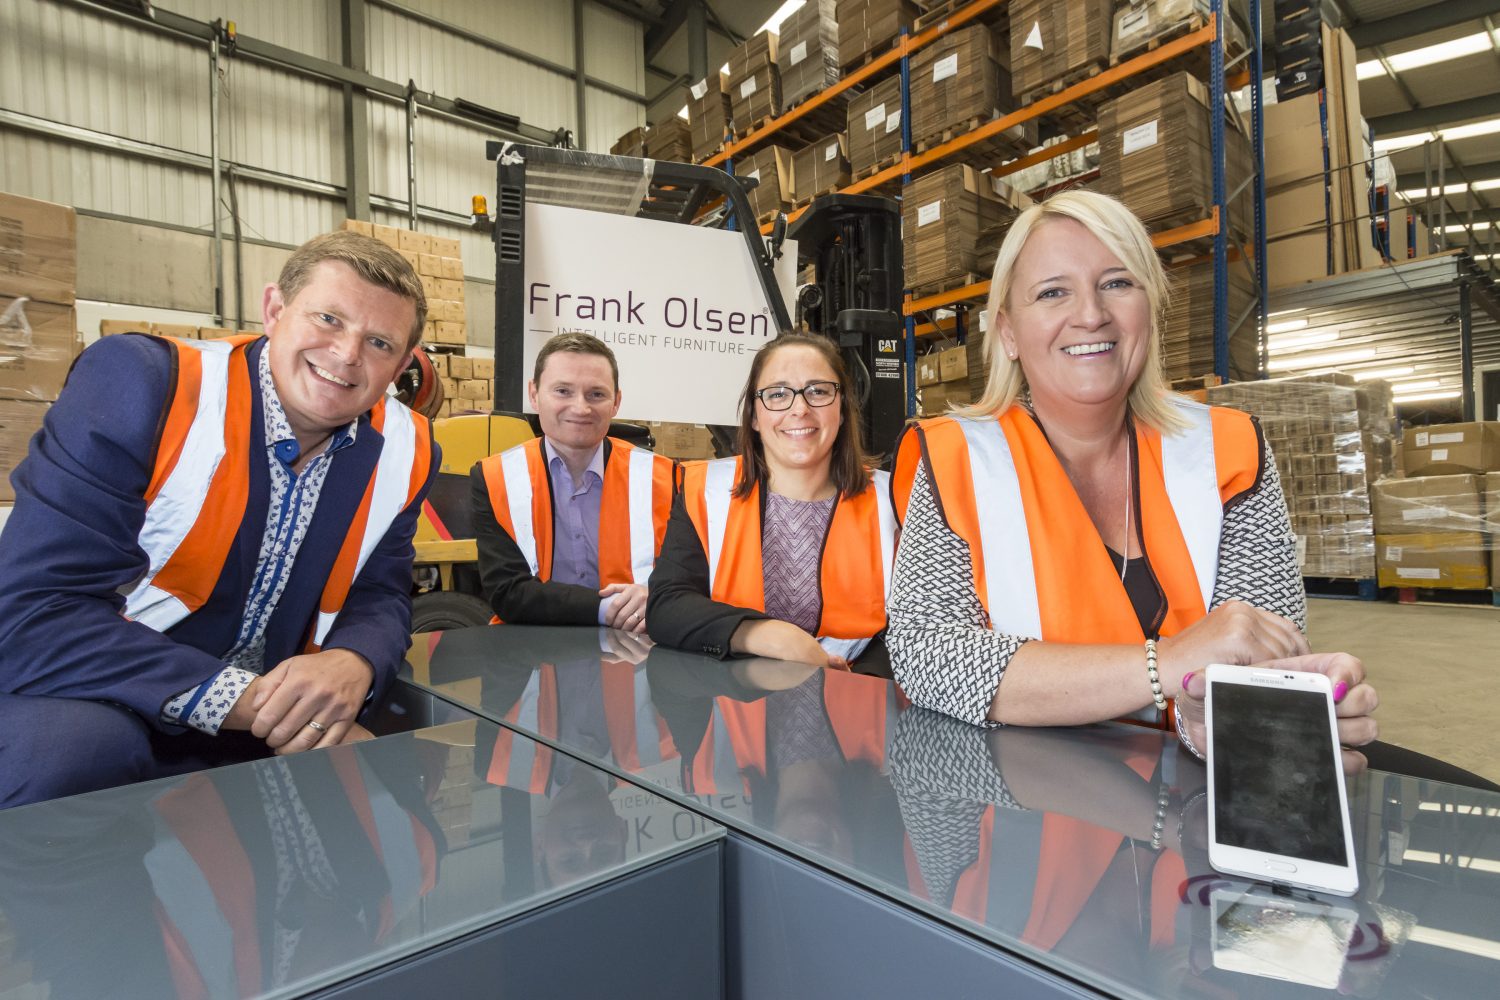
[1205,663,1360,897]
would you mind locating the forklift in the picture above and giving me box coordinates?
[405,143,903,631]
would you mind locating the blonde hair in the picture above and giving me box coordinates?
[278,231,427,348]
[955,189,1187,434]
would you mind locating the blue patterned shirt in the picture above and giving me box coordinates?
[161,349,357,734]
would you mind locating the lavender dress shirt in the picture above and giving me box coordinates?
[542,439,616,624]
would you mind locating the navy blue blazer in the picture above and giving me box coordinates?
[0,334,439,729]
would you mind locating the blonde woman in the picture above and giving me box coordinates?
[886,191,1378,767]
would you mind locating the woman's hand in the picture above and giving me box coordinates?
[1157,600,1309,693]
[1175,651,1377,773]
[731,619,845,669]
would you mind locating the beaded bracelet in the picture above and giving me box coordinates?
[1145,638,1167,712]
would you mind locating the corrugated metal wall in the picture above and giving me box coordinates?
[0,0,645,290]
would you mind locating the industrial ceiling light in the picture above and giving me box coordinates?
[1266,317,1309,334]
[1439,221,1495,233]
[1373,131,1435,153]
[1398,179,1500,199]
[758,0,806,34]
[1267,330,1339,352]
[1438,117,1500,143]
[1354,366,1415,380]
[1355,31,1494,80]
[1393,390,1462,403]
[1389,378,1442,391]
[1266,348,1376,371]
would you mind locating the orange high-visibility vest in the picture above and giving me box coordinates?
[900,399,1260,728]
[478,436,675,587]
[680,456,897,662]
[121,336,433,651]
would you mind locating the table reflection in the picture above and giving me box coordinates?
[405,625,1500,999]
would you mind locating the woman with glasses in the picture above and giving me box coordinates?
[647,333,897,674]
[885,191,1380,768]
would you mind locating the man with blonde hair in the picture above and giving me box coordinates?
[0,230,441,807]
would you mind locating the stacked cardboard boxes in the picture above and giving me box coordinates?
[645,421,717,461]
[687,74,733,161]
[778,0,841,108]
[846,76,904,176]
[1112,0,1210,62]
[1009,0,1115,97]
[792,133,851,203]
[738,146,796,220]
[1,192,79,501]
[644,117,693,162]
[438,354,497,415]
[916,343,973,416]
[728,31,781,132]
[909,24,1031,153]
[901,165,1030,292]
[836,0,923,70]
[1206,376,1398,579]
[611,126,647,158]
[1159,260,1256,381]
[343,219,468,350]
[1097,72,1252,237]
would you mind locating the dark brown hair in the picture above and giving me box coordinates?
[276,231,427,348]
[734,333,871,499]
[533,331,619,389]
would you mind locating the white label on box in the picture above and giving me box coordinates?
[1118,8,1149,39]
[1296,535,1308,565]
[1122,120,1159,156]
[933,53,959,83]
[790,41,807,65]
[825,142,838,161]
[740,76,757,98]
[1430,432,1465,444]
[885,109,902,133]
[1431,448,1449,460]
[864,103,887,131]
[1397,567,1441,580]
[1385,545,1403,561]
[1415,431,1429,446]
[691,79,708,100]
[745,169,761,183]
[1024,21,1044,50]
[1403,508,1444,521]
[917,202,942,226]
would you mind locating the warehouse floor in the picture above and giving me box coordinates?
[1307,598,1500,783]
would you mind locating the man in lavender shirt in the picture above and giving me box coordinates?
[471,334,656,632]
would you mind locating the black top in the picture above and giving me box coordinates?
[1103,547,1167,638]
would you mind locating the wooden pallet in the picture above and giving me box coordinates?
[914,0,1010,33]
[913,115,1037,166]
[852,152,903,182]
[840,36,903,74]
[909,271,986,300]
[1109,14,1211,68]
[1395,587,1500,608]
[1170,374,1224,392]
[791,185,848,211]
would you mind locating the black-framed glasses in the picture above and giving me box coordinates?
[755,381,841,411]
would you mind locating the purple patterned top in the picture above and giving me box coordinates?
[761,492,836,634]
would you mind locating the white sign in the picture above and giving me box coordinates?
[1430,432,1464,444]
[932,53,959,82]
[691,79,708,100]
[1122,120,1159,156]
[521,202,797,425]
[740,76,757,98]
[824,142,838,161]
[917,202,942,226]
[1398,567,1441,580]
[1024,21,1044,50]
[885,109,902,133]
[864,103,887,131]
[790,41,807,65]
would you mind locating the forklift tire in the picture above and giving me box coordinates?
[411,591,493,633]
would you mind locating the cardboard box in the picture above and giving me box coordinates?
[777,0,840,107]
[430,236,462,258]
[150,323,199,341]
[1009,0,1114,96]
[398,230,432,254]
[611,126,647,158]
[438,278,466,302]
[738,146,795,220]
[846,75,903,175]
[727,30,778,84]
[470,357,495,379]
[0,193,77,306]
[909,24,1031,153]
[731,63,782,131]
[432,320,466,346]
[440,257,464,280]
[197,326,238,340]
[938,344,967,383]
[1376,531,1490,590]
[688,73,734,161]
[339,218,374,237]
[1371,474,1483,534]
[398,249,420,273]
[836,0,922,71]
[1111,0,1211,62]
[920,380,972,416]
[426,350,450,377]
[449,355,473,379]
[901,164,1029,291]
[646,421,717,461]
[791,133,850,203]
[458,378,491,401]
[372,224,401,248]
[418,253,443,276]
[916,353,942,387]
[0,398,49,501]
[1402,423,1500,476]
[0,298,75,402]
[98,319,148,337]
[644,117,692,163]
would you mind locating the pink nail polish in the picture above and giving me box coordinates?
[1333,681,1348,703]
[1181,671,1195,691]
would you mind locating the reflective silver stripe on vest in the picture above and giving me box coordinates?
[956,416,1043,640]
[500,444,538,574]
[124,340,236,631]
[314,399,419,646]
[1160,399,1220,610]
[817,469,897,662]
[703,457,737,591]
[626,447,659,584]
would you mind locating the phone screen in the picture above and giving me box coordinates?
[1211,682,1348,867]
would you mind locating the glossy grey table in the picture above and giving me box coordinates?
[0,715,723,1000]
[402,623,1500,1000]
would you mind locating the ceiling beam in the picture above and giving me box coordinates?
[591,0,664,26]
[645,0,693,63]
[1349,0,1500,50]
[1397,159,1500,192]
[1370,93,1500,137]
